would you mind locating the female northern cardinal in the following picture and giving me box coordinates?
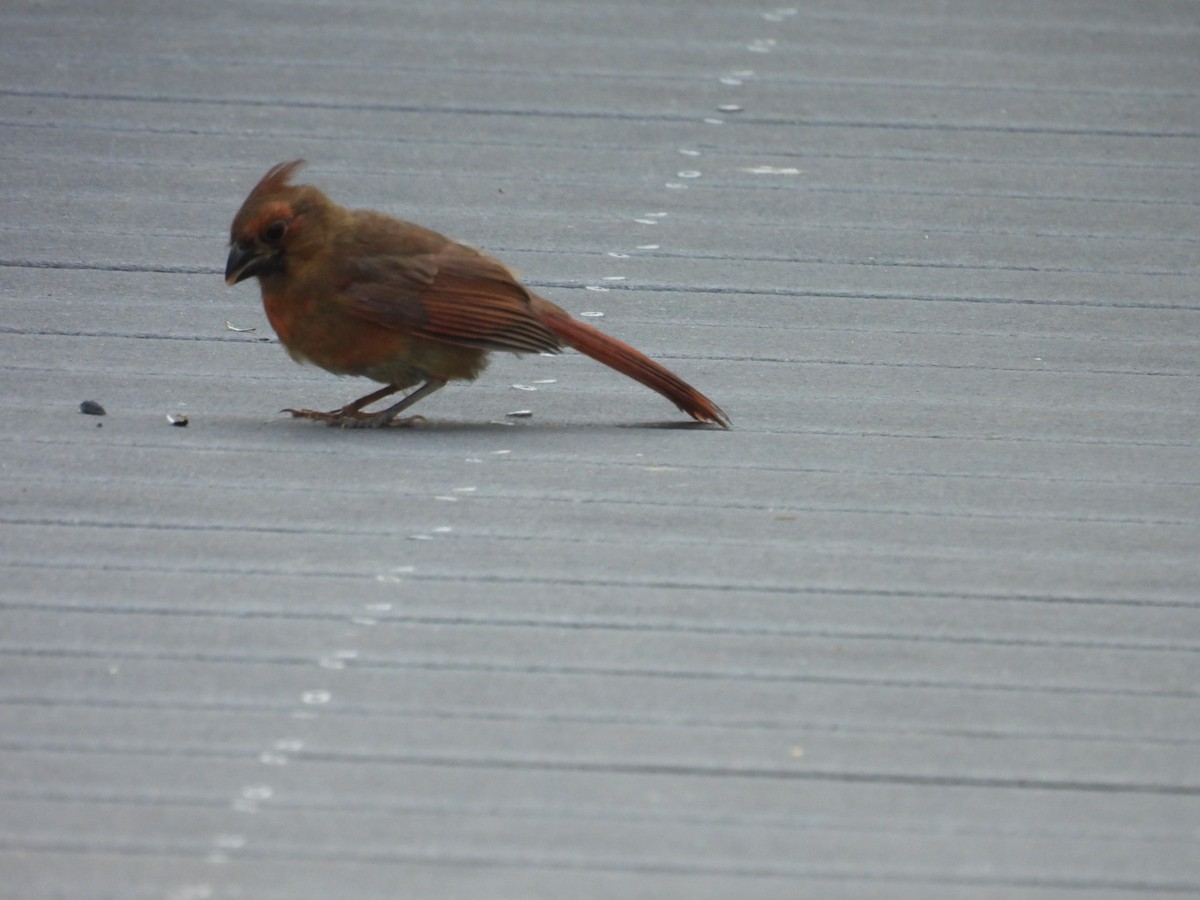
[225,161,728,428]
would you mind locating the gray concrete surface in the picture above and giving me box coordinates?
[2,1,1197,897]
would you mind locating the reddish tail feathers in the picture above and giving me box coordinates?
[533,299,729,428]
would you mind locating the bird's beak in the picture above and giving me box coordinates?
[225,243,276,285]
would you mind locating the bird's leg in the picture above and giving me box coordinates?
[335,384,406,416]
[338,378,447,428]
[284,380,447,429]
[284,383,400,423]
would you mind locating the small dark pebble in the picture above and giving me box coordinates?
[80,400,106,416]
[167,414,189,427]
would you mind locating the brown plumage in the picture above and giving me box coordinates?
[225,160,728,428]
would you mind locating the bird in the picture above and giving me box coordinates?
[224,160,728,429]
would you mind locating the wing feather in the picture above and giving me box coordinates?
[337,237,561,355]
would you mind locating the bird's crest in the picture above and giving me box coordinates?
[250,159,306,198]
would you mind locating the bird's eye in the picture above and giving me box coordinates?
[264,220,287,242]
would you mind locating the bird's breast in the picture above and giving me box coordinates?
[261,288,488,387]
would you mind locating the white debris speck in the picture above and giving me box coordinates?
[636,244,660,250]
[741,165,801,175]
[584,285,609,292]
[317,654,349,670]
[506,410,533,418]
[677,170,702,179]
[579,311,605,318]
[678,148,701,156]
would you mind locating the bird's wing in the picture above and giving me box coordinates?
[338,242,562,356]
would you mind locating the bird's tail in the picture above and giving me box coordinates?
[532,297,729,428]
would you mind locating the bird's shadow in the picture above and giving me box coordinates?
[273,415,722,437]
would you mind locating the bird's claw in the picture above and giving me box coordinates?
[282,407,339,423]
[282,408,426,429]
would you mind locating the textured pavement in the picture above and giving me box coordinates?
[2,1,1198,897]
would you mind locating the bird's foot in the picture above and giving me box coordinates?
[283,408,426,429]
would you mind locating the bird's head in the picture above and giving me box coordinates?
[225,160,326,285]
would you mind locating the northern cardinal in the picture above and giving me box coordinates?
[225,161,728,428]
